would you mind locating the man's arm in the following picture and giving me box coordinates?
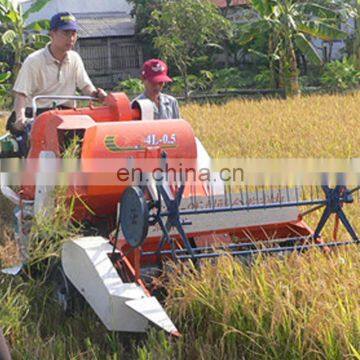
[13,92,27,132]
[82,85,107,100]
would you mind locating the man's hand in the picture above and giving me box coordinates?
[13,92,27,132]
[92,88,107,100]
[14,120,25,131]
[14,111,26,131]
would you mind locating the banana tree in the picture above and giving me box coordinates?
[0,70,11,96]
[239,0,348,96]
[0,0,51,80]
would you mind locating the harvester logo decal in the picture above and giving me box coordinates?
[104,134,178,153]
[152,63,165,73]
[104,136,145,153]
[60,15,76,22]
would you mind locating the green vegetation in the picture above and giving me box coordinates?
[0,71,10,95]
[113,77,144,95]
[0,71,11,108]
[128,0,358,97]
[350,0,360,69]
[0,0,50,105]
[146,0,232,97]
[240,0,348,96]
[321,57,360,90]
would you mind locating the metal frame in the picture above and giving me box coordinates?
[32,95,97,116]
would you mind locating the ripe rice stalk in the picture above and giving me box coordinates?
[145,249,360,359]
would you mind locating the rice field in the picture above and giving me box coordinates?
[0,93,360,359]
[182,93,360,158]
[142,249,360,359]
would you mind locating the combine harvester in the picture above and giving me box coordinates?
[0,93,359,335]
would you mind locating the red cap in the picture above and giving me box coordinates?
[141,59,172,83]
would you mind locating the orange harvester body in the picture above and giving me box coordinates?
[22,92,312,282]
[23,93,199,219]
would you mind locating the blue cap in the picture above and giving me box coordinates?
[50,12,78,31]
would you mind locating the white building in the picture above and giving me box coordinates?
[19,0,133,22]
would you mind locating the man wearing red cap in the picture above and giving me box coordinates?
[135,59,180,119]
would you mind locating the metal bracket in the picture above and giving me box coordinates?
[156,182,195,259]
[313,185,359,242]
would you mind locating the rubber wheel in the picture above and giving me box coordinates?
[120,186,149,248]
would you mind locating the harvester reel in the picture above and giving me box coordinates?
[120,186,149,248]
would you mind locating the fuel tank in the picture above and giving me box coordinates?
[79,118,198,207]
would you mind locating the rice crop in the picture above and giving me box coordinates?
[182,93,360,158]
[137,249,360,359]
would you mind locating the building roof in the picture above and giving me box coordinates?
[75,12,135,38]
[211,0,248,8]
[20,0,132,24]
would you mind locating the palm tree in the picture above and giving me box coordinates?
[239,0,348,96]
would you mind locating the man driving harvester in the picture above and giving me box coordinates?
[7,11,106,154]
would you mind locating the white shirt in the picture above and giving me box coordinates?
[13,45,95,108]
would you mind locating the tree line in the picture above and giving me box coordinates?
[129,0,360,97]
[0,0,359,100]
